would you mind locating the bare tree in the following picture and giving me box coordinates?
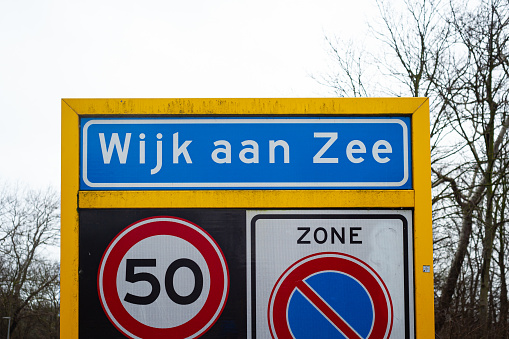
[0,184,60,338]
[312,36,373,97]
[431,1,509,334]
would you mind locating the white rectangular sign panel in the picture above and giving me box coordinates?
[247,210,414,339]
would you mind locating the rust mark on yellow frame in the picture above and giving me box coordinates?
[78,190,415,209]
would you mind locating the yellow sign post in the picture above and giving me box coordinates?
[62,98,433,338]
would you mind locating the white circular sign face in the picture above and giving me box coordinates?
[98,217,229,339]
[117,235,211,328]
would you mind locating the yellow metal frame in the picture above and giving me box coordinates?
[61,98,433,338]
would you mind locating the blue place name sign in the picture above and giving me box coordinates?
[80,117,412,190]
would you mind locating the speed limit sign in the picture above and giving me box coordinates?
[97,216,229,339]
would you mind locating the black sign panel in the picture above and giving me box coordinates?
[79,209,246,339]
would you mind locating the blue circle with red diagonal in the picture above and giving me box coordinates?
[268,252,393,339]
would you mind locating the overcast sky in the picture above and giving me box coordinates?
[0,0,382,190]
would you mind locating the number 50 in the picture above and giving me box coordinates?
[124,258,203,306]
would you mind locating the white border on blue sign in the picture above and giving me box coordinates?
[82,118,409,189]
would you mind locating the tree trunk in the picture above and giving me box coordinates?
[436,211,474,331]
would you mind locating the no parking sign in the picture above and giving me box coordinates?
[269,253,393,339]
[248,210,414,338]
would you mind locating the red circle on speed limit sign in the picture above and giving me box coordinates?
[97,216,229,339]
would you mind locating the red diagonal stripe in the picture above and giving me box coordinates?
[296,280,363,339]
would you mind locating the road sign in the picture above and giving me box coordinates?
[97,216,229,339]
[268,252,393,339]
[81,117,411,190]
[248,210,413,338]
[62,98,434,339]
